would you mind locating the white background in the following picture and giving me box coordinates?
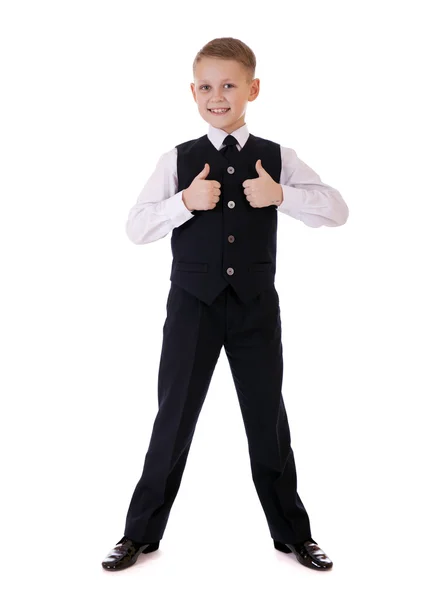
[1,0,443,598]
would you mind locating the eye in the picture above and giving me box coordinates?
[200,84,234,91]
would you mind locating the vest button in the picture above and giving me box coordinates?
[228,235,235,243]
[227,166,235,174]
[226,267,234,276]
[227,201,235,208]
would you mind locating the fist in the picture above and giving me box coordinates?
[242,159,283,208]
[182,163,221,211]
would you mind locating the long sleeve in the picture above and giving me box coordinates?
[278,146,349,227]
[125,148,194,244]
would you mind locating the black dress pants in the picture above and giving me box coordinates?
[123,282,312,545]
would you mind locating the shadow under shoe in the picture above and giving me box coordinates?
[102,536,160,571]
[274,538,333,570]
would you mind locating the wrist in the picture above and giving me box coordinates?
[182,188,190,209]
[273,184,283,206]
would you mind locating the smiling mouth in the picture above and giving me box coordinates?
[208,108,230,114]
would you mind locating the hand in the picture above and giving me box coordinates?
[182,163,221,211]
[242,159,283,208]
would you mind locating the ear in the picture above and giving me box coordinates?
[190,83,196,103]
[248,78,260,101]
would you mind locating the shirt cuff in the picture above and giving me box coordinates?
[277,184,303,218]
[167,191,195,228]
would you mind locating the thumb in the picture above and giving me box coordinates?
[196,162,210,179]
[255,159,267,176]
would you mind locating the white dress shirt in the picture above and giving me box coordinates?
[126,123,349,244]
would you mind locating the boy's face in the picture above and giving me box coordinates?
[191,58,259,134]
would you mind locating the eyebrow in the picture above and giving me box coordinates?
[197,78,234,83]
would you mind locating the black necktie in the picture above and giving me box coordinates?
[220,134,238,161]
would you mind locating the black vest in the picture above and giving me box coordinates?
[170,132,281,305]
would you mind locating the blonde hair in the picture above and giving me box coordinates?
[193,37,256,83]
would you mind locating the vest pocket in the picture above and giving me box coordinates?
[175,261,208,272]
[249,262,272,272]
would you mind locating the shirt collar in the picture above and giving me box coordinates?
[207,123,249,150]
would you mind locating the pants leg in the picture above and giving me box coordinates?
[224,285,312,544]
[123,283,225,543]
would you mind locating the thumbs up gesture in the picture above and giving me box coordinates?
[182,163,221,211]
[242,159,283,208]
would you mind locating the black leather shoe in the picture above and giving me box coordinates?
[102,536,160,571]
[273,538,333,570]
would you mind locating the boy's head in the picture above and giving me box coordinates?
[191,37,260,134]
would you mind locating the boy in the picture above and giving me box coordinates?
[102,37,348,572]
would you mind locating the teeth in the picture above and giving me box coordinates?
[210,108,229,113]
